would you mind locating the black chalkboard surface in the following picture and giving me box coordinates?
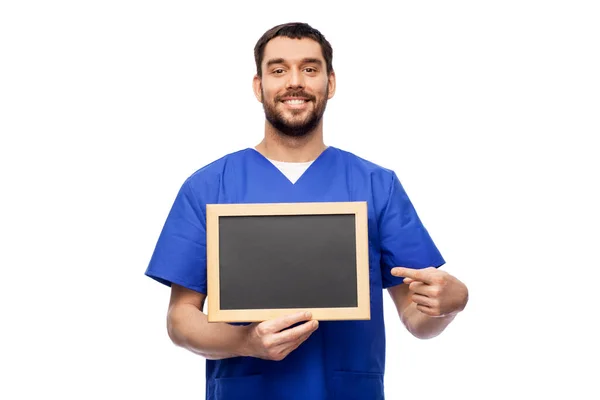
[205,202,370,322]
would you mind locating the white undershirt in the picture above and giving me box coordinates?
[267,158,314,184]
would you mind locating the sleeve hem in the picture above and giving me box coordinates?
[144,268,207,295]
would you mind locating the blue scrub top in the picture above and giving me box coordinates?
[145,146,444,400]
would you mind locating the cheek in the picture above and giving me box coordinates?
[261,81,281,97]
[310,80,330,97]
[262,89,279,103]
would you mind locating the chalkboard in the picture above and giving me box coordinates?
[205,202,370,322]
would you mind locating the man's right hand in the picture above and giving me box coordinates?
[241,311,319,361]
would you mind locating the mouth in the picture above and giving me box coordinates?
[280,98,311,110]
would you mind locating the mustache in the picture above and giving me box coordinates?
[275,91,315,102]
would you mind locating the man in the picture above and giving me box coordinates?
[145,22,468,399]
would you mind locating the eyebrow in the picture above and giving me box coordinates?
[265,58,323,68]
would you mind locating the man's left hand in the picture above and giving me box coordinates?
[391,266,469,317]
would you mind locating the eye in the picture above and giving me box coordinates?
[304,67,317,73]
[273,68,285,75]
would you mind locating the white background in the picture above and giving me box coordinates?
[1,1,599,399]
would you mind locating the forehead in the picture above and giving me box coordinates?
[262,37,324,65]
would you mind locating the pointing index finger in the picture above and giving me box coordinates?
[391,267,434,284]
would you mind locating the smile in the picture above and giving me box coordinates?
[284,99,307,104]
[281,99,310,109]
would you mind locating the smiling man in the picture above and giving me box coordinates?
[145,22,469,400]
[257,36,333,140]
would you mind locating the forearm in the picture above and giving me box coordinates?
[167,304,250,360]
[402,303,457,340]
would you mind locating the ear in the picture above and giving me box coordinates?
[252,75,263,103]
[327,70,336,99]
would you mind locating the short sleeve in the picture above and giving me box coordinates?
[145,179,208,294]
[379,172,445,288]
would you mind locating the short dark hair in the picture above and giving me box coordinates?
[254,22,334,77]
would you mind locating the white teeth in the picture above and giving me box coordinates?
[284,99,306,105]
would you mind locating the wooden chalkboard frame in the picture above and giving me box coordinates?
[205,201,370,322]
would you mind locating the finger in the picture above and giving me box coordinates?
[290,327,316,349]
[288,331,313,352]
[272,331,312,361]
[296,329,315,344]
[411,293,435,308]
[272,319,318,346]
[268,324,317,360]
[263,311,313,333]
[408,281,431,295]
[391,267,435,284]
[409,281,441,298]
[284,325,318,353]
[403,277,415,284]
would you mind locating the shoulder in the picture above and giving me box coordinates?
[181,148,251,198]
[331,146,398,188]
[186,148,250,183]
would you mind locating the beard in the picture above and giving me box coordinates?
[262,87,329,138]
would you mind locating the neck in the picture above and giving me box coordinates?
[255,120,326,162]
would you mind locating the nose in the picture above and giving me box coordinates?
[286,67,305,89]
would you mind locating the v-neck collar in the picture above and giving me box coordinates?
[248,146,333,186]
